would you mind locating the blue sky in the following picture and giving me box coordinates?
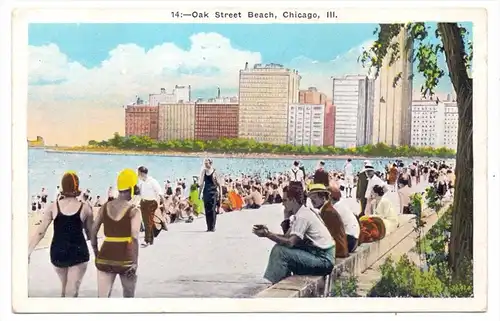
[28,22,472,103]
[29,23,379,69]
[27,23,472,145]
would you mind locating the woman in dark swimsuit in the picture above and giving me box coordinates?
[28,172,95,297]
[198,158,221,232]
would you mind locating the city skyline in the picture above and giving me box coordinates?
[28,23,468,145]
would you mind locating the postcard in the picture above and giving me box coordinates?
[9,0,492,314]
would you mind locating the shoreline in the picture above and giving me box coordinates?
[44,147,370,160]
[40,147,451,160]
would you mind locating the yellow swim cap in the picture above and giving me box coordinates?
[117,168,138,192]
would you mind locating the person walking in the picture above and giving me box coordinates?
[91,168,142,297]
[29,171,95,297]
[137,166,164,248]
[356,162,370,217]
[343,159,354,198]
[198,158,222,232]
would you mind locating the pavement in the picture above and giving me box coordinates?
[28,180,428,298]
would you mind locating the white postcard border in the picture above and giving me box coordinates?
[7,0,496,314]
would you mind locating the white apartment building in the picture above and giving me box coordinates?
[410,99,458,150]
[149,85,192,106]
[332,75,374,148]
[238,63,301,144]
[287,104,325,147]
[410,99,439,147]
[442,102,459,150]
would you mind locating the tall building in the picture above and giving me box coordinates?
[410,99,439,147]
[410,97,458,150]
[158,102,195,141]
[238,63,301,144]
[332,75,375,148]
[125,104,159,139]
[323,101,335,146]
[442,101,459,150]
[372,25,414,146]
[299,87,327,105]
[149,85,192,106]
[287,104,325,147]
[195,102,239,140]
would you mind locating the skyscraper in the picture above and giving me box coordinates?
[238,63,301,144]
[287,104,325,147]
[372,25,414,146]
[332,75,375,148]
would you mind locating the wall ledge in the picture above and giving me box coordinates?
[255,204,445,298]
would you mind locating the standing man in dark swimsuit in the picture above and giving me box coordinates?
[198,158,221,232]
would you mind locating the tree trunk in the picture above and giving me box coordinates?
[437,23,473,282]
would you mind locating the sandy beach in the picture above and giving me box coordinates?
[46,147,370,160]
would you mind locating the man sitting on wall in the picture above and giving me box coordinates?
[307,184,349,258]
[252,184,335,284]
[329,185,360,254]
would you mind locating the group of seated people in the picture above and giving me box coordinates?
[153,175,288,223]
[253,180,401,284]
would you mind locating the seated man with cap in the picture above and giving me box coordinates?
[308,184,349,258]
[252,183,335,284]
[364,162,389,216]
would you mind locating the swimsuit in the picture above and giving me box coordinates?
[50,202,90,268]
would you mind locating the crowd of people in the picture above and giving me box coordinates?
[28,157,455,297]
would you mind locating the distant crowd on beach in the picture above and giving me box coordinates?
[30,158,455,223]
[28,157,455,298]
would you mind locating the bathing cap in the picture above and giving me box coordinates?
[117,169,139,192]
[61,171,81,197]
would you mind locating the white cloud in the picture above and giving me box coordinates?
[28,34,381,107]
[28,32,262,105]
[29,44,87,84]
[288,39,376,96]
[28,34,452,108]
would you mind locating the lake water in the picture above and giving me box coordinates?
[28,148,411,201]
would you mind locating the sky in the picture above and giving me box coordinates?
[27,23,472,146]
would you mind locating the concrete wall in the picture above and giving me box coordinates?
[255,204,447,298]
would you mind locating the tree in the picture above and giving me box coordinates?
[359,23,473,282]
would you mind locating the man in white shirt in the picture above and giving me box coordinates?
[330,186,360,253]
[364,166,388,216]
[343,158,354,198]
[289,161,305,185]
[289,160,306,203]
[137,166,164,247]
[252,183,334,284]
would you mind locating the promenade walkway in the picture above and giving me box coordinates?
[28,182,428,298]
